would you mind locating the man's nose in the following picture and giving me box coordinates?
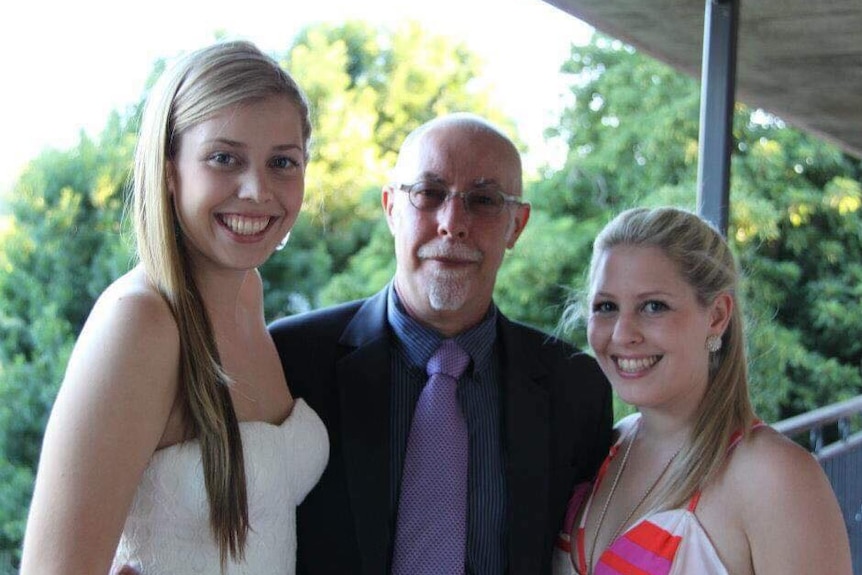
[435,192,470,239]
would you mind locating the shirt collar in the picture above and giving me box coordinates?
[386,281,498,373]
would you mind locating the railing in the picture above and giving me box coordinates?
[774,395,862,575]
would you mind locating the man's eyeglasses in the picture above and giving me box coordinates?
[396,182,527,218]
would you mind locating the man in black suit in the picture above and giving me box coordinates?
[269,113,612,575]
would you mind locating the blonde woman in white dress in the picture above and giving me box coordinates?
[21,40,328,575]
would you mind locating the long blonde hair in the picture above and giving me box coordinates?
[132,40,311,565]
[579,207,756,508]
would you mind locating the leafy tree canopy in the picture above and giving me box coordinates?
[0,27,859,569]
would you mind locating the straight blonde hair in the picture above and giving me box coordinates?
[132,40,311,566]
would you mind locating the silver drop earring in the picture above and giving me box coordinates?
[276,231,291,251]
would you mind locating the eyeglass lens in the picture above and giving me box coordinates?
[408,184,507,217]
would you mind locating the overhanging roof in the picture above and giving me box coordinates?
[541,0,862,160]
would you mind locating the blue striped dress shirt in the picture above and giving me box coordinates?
[387,286,507,575]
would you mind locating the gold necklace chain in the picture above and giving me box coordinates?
[586,423,682,574]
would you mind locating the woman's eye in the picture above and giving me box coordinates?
[592,301,616,314]
[271,156,300,170]
[209,152,236,166]
[643,300,668,313]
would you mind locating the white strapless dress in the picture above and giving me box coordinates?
[112,399,328,575]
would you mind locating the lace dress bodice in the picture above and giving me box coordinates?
[112,399,328,574]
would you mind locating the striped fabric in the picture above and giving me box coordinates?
[591,516,685,575]
[387,287,507,574]
[552,415,766,575]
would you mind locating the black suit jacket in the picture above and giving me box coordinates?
[268,286,612,575]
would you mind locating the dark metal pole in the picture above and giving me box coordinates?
[696,0,739,235]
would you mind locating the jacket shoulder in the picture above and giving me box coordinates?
[269,299,364,337]
[503,318,601,370]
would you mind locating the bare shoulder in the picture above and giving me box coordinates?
[67,266,180,397]
[724,426,836,517]
[726,426,825,493]
[56,264,184,451]
[91,267,177,336]
[723,425,852,574]
[21,268,184,575]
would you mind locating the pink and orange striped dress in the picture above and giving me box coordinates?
[552,414,765,575]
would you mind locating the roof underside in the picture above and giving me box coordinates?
[541,0,862,159]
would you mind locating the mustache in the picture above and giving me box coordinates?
[417,241,483,262]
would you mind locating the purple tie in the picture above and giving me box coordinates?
[392,339,470,575]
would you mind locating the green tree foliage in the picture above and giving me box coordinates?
[1,25,859,567]
[0,117,135,564]
[541,35,862,423]
[0,22,510,563]
[546,37,702,212]
[262,20,510,319]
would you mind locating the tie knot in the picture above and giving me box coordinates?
[427,339,470,379]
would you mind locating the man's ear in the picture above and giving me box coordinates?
[505,203,531,249]
[382,184,397,235]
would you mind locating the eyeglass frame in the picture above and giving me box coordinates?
[394,181,529,218]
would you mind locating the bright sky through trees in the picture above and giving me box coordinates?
[0,0,593,192]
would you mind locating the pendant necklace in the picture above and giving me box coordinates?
[585,423,683,574]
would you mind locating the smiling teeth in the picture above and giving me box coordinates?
[616,356,659,373]
[222,215,271,235]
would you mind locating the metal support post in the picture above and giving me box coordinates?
[696,0,739,235]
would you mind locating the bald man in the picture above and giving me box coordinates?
[270,113,612,575]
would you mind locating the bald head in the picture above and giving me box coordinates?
[391,113,523,195]
[382,112,531,335]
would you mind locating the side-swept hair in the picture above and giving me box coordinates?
[570,206,756,509]
[132,40,311,566]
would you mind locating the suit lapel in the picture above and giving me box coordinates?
[336,288,393,575]
[332,297,556,572]
[498,316,553,573]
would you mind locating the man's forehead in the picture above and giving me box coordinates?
[410,130,514,171]
[393,122,522,192]
[413,171,505,188]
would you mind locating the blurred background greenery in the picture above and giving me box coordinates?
[0,22,860,571]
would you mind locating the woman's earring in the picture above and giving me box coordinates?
[276,231,290,251]
[706,334,722,353]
